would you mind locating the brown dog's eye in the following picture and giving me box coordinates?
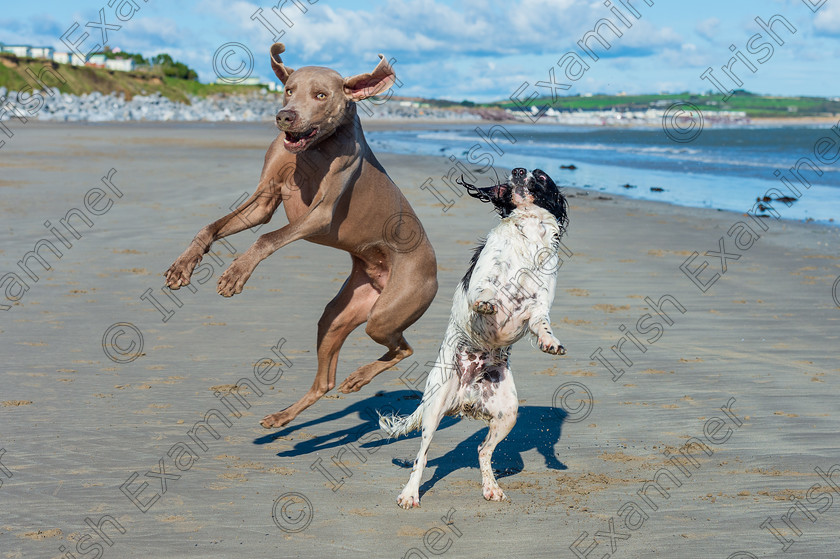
[285,88,293,96]
[315,92,327,100]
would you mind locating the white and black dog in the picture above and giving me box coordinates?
[379,168,569,508]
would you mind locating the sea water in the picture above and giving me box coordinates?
[367,123,840,225]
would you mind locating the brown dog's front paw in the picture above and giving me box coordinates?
[165,252,202,289]
[473,300,497,315]
[217,259,255,297]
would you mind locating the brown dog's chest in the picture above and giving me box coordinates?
[280,188,313,223]
[261,138,358,225]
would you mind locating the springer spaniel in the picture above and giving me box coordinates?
[379,168,569,508]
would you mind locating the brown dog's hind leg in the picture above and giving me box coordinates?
[338,335,413,394]
[338,259,437,394]
[261,258,377,428]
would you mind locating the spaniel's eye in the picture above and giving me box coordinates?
[315,92,327,100]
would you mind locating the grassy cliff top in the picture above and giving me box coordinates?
[0,53,272,103]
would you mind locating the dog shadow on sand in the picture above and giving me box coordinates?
[253,390,569,495]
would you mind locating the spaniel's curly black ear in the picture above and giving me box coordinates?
[531,169,568,230]
[456,176,516,218]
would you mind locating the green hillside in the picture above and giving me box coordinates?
[0,53,271,103]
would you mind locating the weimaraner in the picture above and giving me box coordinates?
[164,43,438,429]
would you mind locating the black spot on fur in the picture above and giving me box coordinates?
[459,239,486,292]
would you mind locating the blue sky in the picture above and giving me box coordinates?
[2,0,840,101]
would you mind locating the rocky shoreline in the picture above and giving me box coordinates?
[0,87,482,123]
[0,86,752,125]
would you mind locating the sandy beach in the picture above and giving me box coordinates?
[2,121,839,558]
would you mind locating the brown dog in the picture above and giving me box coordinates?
[164,43,438,429]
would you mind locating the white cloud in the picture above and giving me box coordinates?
[814,2,840,35]
[233,0,685,99]
[15,0,804,99]
[695,17,720,41]
[616,21,683,53]
[659,42,712,68]
[261,0,679,61]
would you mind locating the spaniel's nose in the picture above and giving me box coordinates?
[511,168,527,185]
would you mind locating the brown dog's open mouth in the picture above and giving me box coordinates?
[283,128,318,151]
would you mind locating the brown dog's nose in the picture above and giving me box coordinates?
[276,109,297,127]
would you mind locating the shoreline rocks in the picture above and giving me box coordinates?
[0,86,752,125]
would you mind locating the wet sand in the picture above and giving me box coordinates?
[1,121,839,558]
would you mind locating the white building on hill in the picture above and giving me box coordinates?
[1,41,137,72]
[30,46,54,59]
[105,58,135,72]
[87,54,106,67]
[1,44,31,57]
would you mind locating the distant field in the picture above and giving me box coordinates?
[490,91,840,118]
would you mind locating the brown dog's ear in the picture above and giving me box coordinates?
[344,54,396,101]
[270,43,294,85]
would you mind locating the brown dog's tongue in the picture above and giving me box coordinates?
[286,129,316,143]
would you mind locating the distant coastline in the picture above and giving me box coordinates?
[1,52,839,126]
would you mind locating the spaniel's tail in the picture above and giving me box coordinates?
[378,406,424,438]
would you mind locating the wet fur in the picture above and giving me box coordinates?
[380,169,567,508]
